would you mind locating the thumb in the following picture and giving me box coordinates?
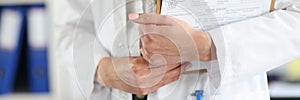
[129,13,171,25]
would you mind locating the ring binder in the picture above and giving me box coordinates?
[0,6,26,94]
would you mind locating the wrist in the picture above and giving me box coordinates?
[190,29,217,61]
[96,57,114,87]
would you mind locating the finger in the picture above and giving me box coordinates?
[130,63,192,95]
[142,50,173,65]
[148,55,181,66]
[142,51,181,66]
[144,64,187,94]
[160,62,191,80]
[179,62,192,72]
[141,48,150,61]
[140,34,152,45]
[139,24,157,35]
[139,64,180,83]
[141,37,157,52]
[161,55,181,66]
[129,13,172,25]
[151,62,191,72]
[135,67,181,95]
[147,62,191,80]
[131,57,148,65]
[150,64,180,76]
[140,34,180,56]
[139,25,169,36]
[157,63,181,72]
[131,57,151,77]
[130,63,169,89]
[144,47,179,56]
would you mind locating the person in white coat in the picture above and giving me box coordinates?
[55,0,300,100]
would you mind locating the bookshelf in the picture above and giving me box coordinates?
[0,0,44,5]
[0,0,61,100]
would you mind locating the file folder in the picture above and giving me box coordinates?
[0,6,26,94]
[27,5,49,93]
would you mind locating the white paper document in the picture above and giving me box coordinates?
[161,0,272,30]
[159,0,272,71]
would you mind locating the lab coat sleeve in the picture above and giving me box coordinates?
[207,0,300,87]
[55,0,110,99]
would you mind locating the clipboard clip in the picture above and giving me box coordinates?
[270,0,276,12]
[156,0,162,14]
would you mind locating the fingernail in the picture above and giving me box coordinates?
[129,13,139,20]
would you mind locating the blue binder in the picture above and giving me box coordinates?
[0,6,26,94]
[27,5,49,93]
[28,47,49,93]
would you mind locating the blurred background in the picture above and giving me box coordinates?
[0,0,299,100]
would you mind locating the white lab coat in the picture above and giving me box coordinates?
[54,0,300,100]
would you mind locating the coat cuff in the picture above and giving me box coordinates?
[94,57,108,87]
[206,27,228,90]
[93,41,110,87]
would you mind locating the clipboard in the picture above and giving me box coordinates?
[156,0,276,14]
[153,0,276,74]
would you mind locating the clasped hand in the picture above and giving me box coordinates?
[96,14,216,95]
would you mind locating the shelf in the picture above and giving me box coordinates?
[269,81,300,98]
[0,0,44,5]
[0,93,52,100]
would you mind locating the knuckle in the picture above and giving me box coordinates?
[131,58,139,64]
[142,39,149,44]
[160,82,167,87]
[132,67,138,73]
[145,50,152,56]
[141,49,148,56]
[136,90,143,95]
[143,46,150,51]
[145,53,153,60]
[144,54,151,61]
[174,75,180,80]
[141,51,148,58]
[137,89,148,95]
[142,91,149,95]
[143,47,152,54]
[133,57,145,64]
[140,48,144,53]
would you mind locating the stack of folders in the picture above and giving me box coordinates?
[0,5,49,94]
